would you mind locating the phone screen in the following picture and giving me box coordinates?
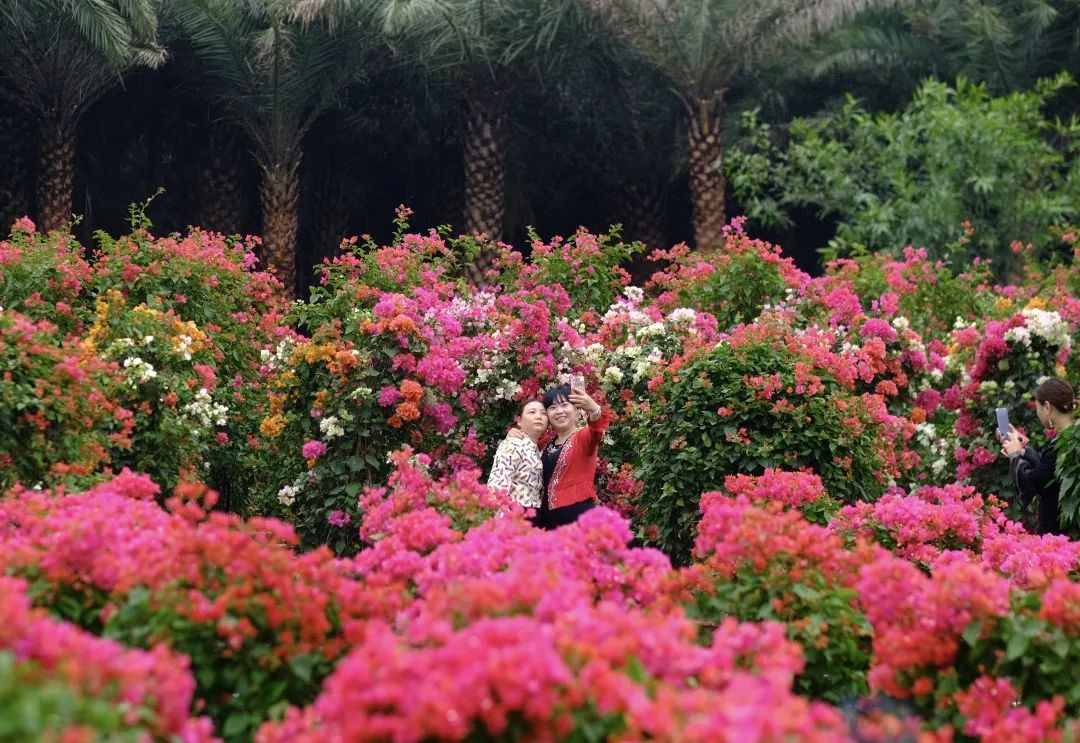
[996,408,1010,438]
[570,374,585,393]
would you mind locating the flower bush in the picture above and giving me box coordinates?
[0,212,289,503]
[0,574,215,742]
[633,316,898,560]
[0,473,370,741]
[8,209,1080,741]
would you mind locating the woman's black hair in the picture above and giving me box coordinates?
[542,384,571,408]
[1036,377,1075,414]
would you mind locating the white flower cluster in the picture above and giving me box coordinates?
[277,484,299,506]
[182,387,228,429]
[666,307,697,325]
[260,337,297,371]
[174,334,195,360]
[319,415,346,439]
[914,422,950,478]
[122,356,158,386]
[1020,308,1071,349]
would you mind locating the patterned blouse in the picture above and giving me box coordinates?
[487,435,543,509]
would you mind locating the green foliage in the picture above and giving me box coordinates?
[634,338,887,562]
[822,246,998,342]
[0,652,149,743]
[101,587,332,743]
[516,226,643,317]
[0,310,122,492]
[1054,423,1080,532]
[679,249,792,330]
[728,74,1080,274]
[686,565,872,703]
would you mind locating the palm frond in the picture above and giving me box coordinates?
[63,0,134,65]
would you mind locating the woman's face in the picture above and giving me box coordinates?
[545,396,577,434]
[517,401,549,438]
[1036,398,1052,428]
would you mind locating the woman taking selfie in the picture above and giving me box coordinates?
[536,381,609,529]
[1000,377,1074,535]
[487,400,548,513]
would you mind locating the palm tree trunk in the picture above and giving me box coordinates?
[461,93,507,286]
[259,158,300,297]
[463,95,507,240]
[687,95,727,253]
[621,182,667,251]
[195,127,246,234]
[621,181,667,284]
[37,116,75,233]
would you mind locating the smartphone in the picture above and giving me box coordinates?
[570,374,586,393]
[995,407,1010,438]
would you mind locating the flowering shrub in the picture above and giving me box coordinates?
[822,244,998,343]
[831,483,1004,564]
[680,489,873,703]
[0,309,127,490]
[931,303,1072,504]
[0,473,369,741]
[646,217,808,329]
[502,225,642,317]
[634,318,895,560]
[261,460,849,743]
[258,224,596,551]
[0,214,289,503]
[0,575,215,742]
[10,210,1080,741]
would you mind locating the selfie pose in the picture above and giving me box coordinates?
[537,382,609,529]
[1000,377,1075,535]
[487,400,549,511]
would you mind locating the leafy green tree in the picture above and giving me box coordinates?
[170,0,379,295]
[580,0,904,252]
[0,0,166,232]
[727,73,1080,273]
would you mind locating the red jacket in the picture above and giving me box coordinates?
[546,411,610,509]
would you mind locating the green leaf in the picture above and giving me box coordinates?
[288,653,315,683]
[962,620,984,647]
[1005,633,1030,661]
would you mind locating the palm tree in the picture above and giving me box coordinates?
[583,0,909,252]
[806,0,1079,100]
[0,0,166,233]
[170,0,379,295]
[377,0,585,251]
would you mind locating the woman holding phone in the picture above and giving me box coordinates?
[1000,377,1075,535]
[536,378,609,529]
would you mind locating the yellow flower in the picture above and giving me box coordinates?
[1026,297,1048,310]
[259,414,286,438]
[295,342,337,365]
[273,370,298,388]
[994,297,1012,313]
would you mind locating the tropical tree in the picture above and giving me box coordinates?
[726,74,1080,275]
[170,0,379,295]
[0,0,167,233]
[582,0,909,252]
[377,0,585,259]
[806,0,1080,101]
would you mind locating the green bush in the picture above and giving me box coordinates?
[634,333,889,561]
[728,74,1080,275]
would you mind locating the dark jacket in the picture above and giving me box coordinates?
[1010,444,1062,535]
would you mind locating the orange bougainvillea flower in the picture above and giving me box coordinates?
[399,379,423,403]
[395,401,421,422]
[910,407,927,424]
